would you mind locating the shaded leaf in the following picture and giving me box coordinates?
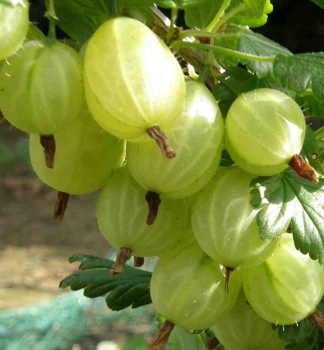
[273,53,324,101]
[237,31,291,77]
[310,0,324,9]
[213,66,259,115]
[60,255,152,311]
[296,90,324,119]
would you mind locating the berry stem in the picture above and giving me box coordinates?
[289,154,319,183]
[145,191,161,226]
[147,126,176,159]
[170,40,277,62]
[52,191,70,221]
[134,256,145,268]
[197,65,210,84]
[205,0,231,33]
[207,337,220,349]
[225,266,235,293]
[46,0,57,40]
[40,135,56,169]
[177,30,240,41]
[148,321,175,350]
[165,5,178,43]
[309,310,324,328]
[110,248,132,276]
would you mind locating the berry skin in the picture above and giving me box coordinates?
[225,88,306,176]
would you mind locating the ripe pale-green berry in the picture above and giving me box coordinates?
[225,88,306,176]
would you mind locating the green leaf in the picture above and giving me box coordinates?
[60,255,152,311]
[228,0,273,28]
[214,25,243,68]
[213,66,259,115]
[273,54,324,101]
[296,91,324,119]
[250,168,324,264]
[273,315,324,350]
[184,0,273,30]
[184,0,222,29]
[47,0,111,43]
[165,326,207,350]
[300,127,324,175]
[310,0,324,9]
[237,31,292,77]
[25,24,46,42]
[243,0,267,17]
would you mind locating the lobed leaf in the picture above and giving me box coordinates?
[250,168,324,264]
[237,31,292,77]
[60,255,152,311]
[273,53,324,101]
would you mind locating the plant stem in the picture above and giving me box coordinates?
[205,0,231,32]
[47,0,56,39]
[171,40,276,62]
[177,30,240,41]
[197,66,210,83]
[111,0,120,17]
[214,3,245,33]
[166,5,177,43]
[314,126,324,140]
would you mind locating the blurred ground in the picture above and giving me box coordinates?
[0,120,155,349]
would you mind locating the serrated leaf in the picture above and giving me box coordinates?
[237,31,291,77]
[60,255,152,311]
[213,66,259,115]
[250,168,324,264]
[310,0,324,9]
[273,54,324,101]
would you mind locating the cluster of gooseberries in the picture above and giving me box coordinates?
[1,2,323,350]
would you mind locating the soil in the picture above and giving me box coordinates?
[0,120,111,309]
